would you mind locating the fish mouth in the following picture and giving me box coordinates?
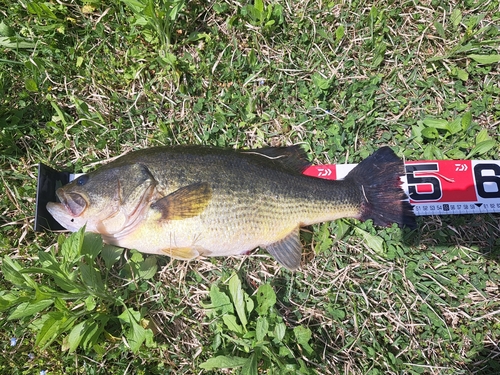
[55,189,88,217]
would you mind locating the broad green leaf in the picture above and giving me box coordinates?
[422,118,449,130]
[8,299,53,320]
[101,245,124,269]
[25,78,38,92]
[241,353,258,375]
[120,308,151,352]
[138,256,157,280]
[64,320,86,352]
[228,274,247,330]
[256,316,269,342]
[120,0,147,12]
[0,293,22,311]
[468,54,500,65]
[274,322,286,342]
[79,263,105,293]
[454,68,468,81]
[294,326,314,355]
[421,127,438,139]
[335,24,345,42]
[85,295,96,311]
[450,8,462,28]
[82,232,103,259]
[2,256,36,288]
[35,312,69,348]
[461,112,472,129]
[245,293,254,315]
[223,314,243,334]
[447,117,462,135]
[0,36,36,49]
[202,285,233,315]
[312,73,330,90]
[0,21,14,37]
[61,227,85,263]
[25,263,80,294]
[80,320,102,351]
[355,228,384,255]
[199,355,247,370]
[475,129,491,144]
[467,140,496,159]
[254,0,264,14]
[433,21,446,38]
[255,284,276,316]
[423,144,444,160]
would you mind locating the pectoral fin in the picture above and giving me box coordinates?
[151,182,212,221]
[265,228,302,270]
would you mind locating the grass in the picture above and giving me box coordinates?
[1,0,499,373]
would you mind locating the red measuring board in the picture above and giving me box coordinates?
[303,160,500,216]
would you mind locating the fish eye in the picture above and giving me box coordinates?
[76,175,89,186]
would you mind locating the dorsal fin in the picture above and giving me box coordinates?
[241,145,311,174]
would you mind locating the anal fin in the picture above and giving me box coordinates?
[265,228,302,270]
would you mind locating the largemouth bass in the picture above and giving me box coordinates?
[46,145,416,269]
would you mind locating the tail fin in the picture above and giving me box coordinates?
[344,147,416,229]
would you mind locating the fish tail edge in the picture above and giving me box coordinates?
[345,147,416,229]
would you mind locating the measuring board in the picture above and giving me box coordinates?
[303,160,500,216]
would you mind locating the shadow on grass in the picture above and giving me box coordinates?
[468,342,500,375]
[406,214,500,260]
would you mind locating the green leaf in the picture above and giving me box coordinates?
[241,353,258,375]
[79,263,105,293]
[0,36,36,49]
[228,274,247,330]
[0,21,14,37]
[223,314,243,334]
[466,140,496,159]
[138,256,157,280]
[294,326,314,355]
[256,316,269,342]
[203,284,233,315]
[433,21,446,38]
[274,322,286,342]
[64,320,87,352]
[355,228,384,254]
[8,299,54,320]
[80,320,102,351]
[101,245,124,269]
[255,284,276,316]
[82,232,103,259]
[85,295,96,311]
[422,117,449,130]
[61,227,85,264]
[475,129,491,144]
[447,117,462,135]
[312,73,331,90]
[35,312,74,348]
[450,8,462,28]
[335,24,345,42]
[461,112,472,129]
[119,308,151,353]
[2,256,36,289]
[468,54,500,65]
[25,78,38,92]
[421,127,438,139]
[199,355,247,370]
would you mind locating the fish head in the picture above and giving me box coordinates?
[46,163,157,234]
